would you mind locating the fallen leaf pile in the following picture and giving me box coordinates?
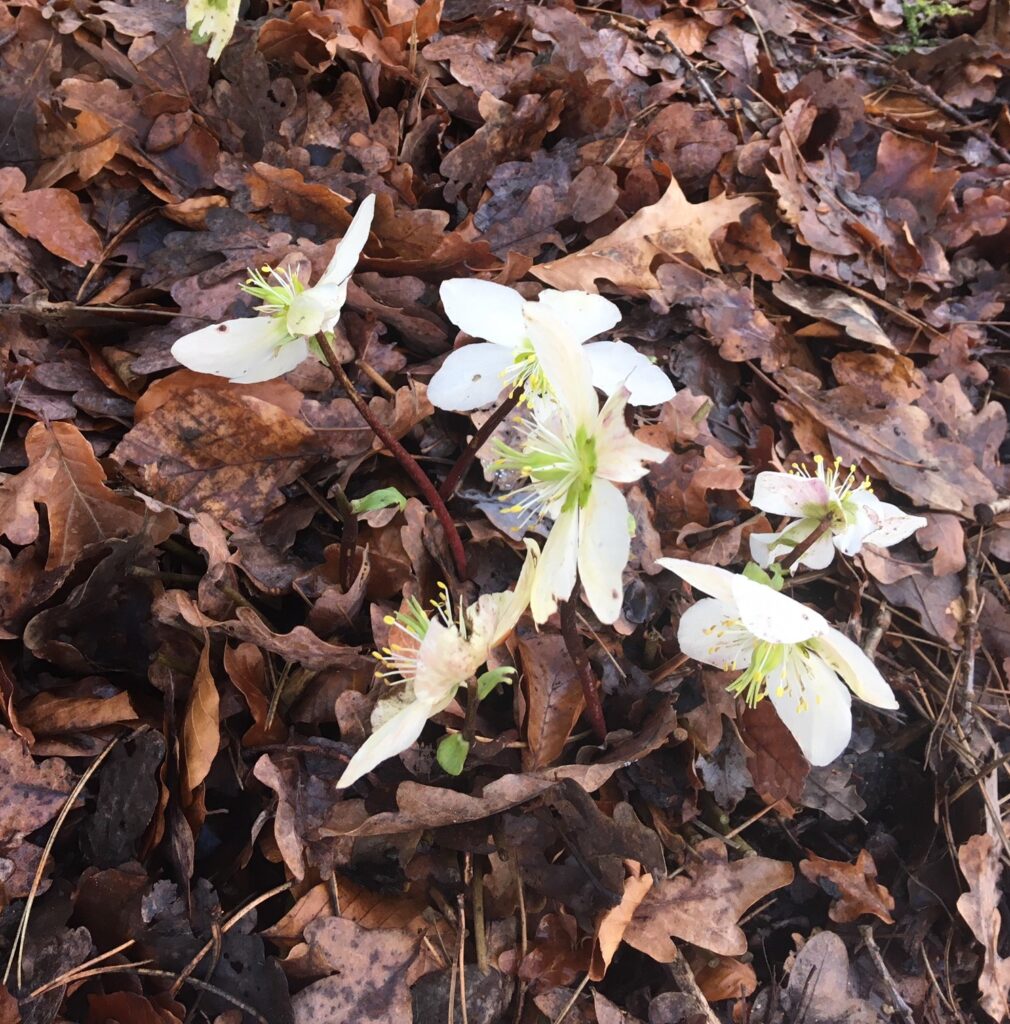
[0,0,1006,1022]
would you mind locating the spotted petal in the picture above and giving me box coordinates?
[751,471,830,517]
[729,574,828,645]
[170,316,299,383]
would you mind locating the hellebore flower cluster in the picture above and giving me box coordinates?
[659,558,898,765]
[171,194,375,383]
[428,279,674,411]
[336,541,539,788]
[749,455,927,572]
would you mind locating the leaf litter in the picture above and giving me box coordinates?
[0,1,1005,1022]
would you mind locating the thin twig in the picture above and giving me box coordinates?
[665,944,721,1024]
[457,893,469,1024]
[316,332,467,579]
[550,973,591,1024]
[859,925,916,1024]
[5,737,118,989]
[439,390,522,500]
[472,860,488,974]
[558,579,607,741]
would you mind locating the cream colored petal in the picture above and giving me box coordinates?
[584,341,675,406]
[677,598,756,672]
[411,619,482,706]
[170,316,289,379]
[526,305,597,428]
[535,290,621,344]
[848,491,928,551]
[530,508,579,624]
[578,479,630,625]
[228,335,311,384]
[768,650,852,766]
[335,697,431,788]
[316,193,375,290]
[593,386,668,482]
[656,558,737,603]
[440,278,527,348]
[427,343,514,412]
[809,628,898,709]
[752,472,830,517]
[730,574,827,644]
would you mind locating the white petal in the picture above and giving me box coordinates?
[535,290,621,344]
[656,558,737,603]
[530,507,578,624]
[848,491,928,551]
[335,697,431,788]
[285,290,334,338]
[730,574,827,644]
[768,651,852,766]
[440,279,526,349]
[677,598,756,671]
[751,472,830,517]
[170,316,291,381]
[749,530,783,568]
[412,619,483,706]
[526,304,598,428]
[427,343,514,411]
[228,335,311,384]
[469,539,540,650]
[809,628,898,709]
[317,193,375,290]
[584,342,675,405]
[578,479,630,625]
[593,387,668,482]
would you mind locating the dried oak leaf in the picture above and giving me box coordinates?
[518,632,585,771]
[113,389,321,526]
[0,726,75,845]
[441,91,565,193]
[772,279,895,349]
[799,849,895,924]
[957,832,1010,1022]
[0,422,174,571]
[0,168,101,267]
[289,918,416,1024]
[623,838,793,958]
[532,176,758,293]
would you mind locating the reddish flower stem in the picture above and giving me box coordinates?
[316,333,467,579]
[559,580,607,741]
[777,517,832,574]
[439,390,522,501]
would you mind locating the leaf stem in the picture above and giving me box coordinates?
[559,579,607,741]
[439,390,522,500]
[316,333,467,579]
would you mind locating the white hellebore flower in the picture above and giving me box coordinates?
[427,278,674,412]
[658,558,898,766]
[170,194,375,384]
[495,308,667,626]
[336,542,538,788]
[749,455,927,572]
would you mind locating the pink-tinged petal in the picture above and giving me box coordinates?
[527,305,598,428]
[530,507,578,624]
[427,343,514,411]
[535,290,621,344]
[677,598,756,671]
[809,628,898,709]
[317,193,375,290]
[768,651,852,766]
[584,341,675,406]
[730,574,827,644]
[335,697,431,788]
[578,479,630,625]
[848,491,928,550]
[657,558,737,603]
[594,387,668,482]
[229,335,311,384]
[751,472,830,517]
[440,279,526,349]
[171,316,290,380]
